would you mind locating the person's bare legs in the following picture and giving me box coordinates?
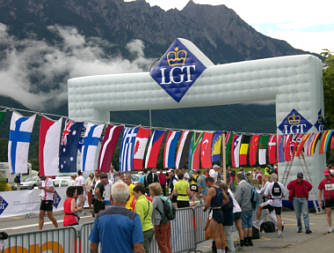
[47,211,58,228]
[211,220,226,250]
[325,208,332,231]
[39,210,45,230]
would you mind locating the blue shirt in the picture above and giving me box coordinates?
[139,175,145,184]
[89,206,144,253]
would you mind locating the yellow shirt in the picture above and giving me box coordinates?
[134,195,153,232]
[174,180,190,201]
[125,184,134,209]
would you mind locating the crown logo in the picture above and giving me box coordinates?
[288,113,301,125]
[167,47,187,66]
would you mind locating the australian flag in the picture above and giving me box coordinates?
[59,120,84,173]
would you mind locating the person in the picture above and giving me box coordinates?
[190,170,199,199]
[227,167,235,191]
[70,174,76,186]
[75,170,86,208]
[234,172,253,246]
[63,186,83,226]
[318,168,334,233]
[93,173,109,215]
[133,183,154,253]
[228,186,244,247]
[209,164,219,182]
[287,172,313,233]
[173,172,191,208]
[85,173,95,208]
[150,182,172,253]
[14,174,21,190]
[89,181,144,253]
[182,168,190,181]
[38,176,58,230]
[204,176,229,253]
[124,174,135,210]
[168,170,178,207]
[158,169,167,196]
[139,169,148,184]
[144,168,160,195]
[264,173,286,237]
[197,170,208,204]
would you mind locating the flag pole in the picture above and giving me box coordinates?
[222,132,227,183]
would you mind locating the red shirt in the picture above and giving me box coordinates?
[158,173,167,185]
[318,177,334,200]
[63,197,78,226]
[287,179,312,200]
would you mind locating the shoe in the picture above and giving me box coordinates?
[248,237,253,246]
[328,228,333,233]
[277,231,283,238]
[244,238,250,246]
[239,239,244,247]
[305,230,312,234]
[297,228,302,233]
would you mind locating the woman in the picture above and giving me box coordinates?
[85,173,94,208]
[173,172,191,208]
[150,183,172,253]
[63,186,83,226]
[133,183,154,253]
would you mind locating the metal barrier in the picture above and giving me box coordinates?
[193,205,209,246]
[0,227,77,253]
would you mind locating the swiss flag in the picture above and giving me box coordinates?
[133,128,152,170]
[268,135,277,164]
[201,132,214,169]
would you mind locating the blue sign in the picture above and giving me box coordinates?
[53,191,61,208]
[314,109,325,131]
[0,196,8,215]
[150,39,207,102]
[278,109,313,134]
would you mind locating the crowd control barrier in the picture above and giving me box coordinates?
[1,205,210,253]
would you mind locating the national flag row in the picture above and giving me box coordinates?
[3,110,334,176]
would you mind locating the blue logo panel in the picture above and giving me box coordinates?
[314,109,325,131]
[278,109,313,134]
[150,39,207,102]
[53,191,61,208]
[0,196,8,215]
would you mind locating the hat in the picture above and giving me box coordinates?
[297,172,303,178]
[323,169,331,176]
[213,164,220,169]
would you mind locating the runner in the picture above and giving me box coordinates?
[75,170,85,208]
[173,172,191,208]
[63,186,83,226]
[190,170,199,200]
[93,173,108,215]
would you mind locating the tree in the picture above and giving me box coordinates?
[321,50,334,129]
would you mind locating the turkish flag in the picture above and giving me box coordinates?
[201,132,214,169]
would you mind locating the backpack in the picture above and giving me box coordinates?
[250,186,258,210]
[156,196,176,224]
[260,221,276,233]
[272,182,282,197]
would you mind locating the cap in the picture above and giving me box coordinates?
[213,164,220,169]
[323,169,330,176]
[297,172,303,178]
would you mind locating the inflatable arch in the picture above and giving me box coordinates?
[68,38,325,199]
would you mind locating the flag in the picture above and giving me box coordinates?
[231,134,242,168]
[249,135,260,166]
[283,134,292,162]
[120,127,138,172]
[320,130,331,154]
[258,135,269,165]
[145,130,165,169]
[239,135,251,166]
[212,131,222,163]
[225,132,233,166]
[59,120,84,173]
[97,125,123,172]
[175,131,193,169]
[305,133,316,156]
[163,131,180,168]
[188,132,203,170]
[310,132,321,155]
[0,111,5,124]
[277,135,285,163]
[268,135,277,164]
[8,111,36,174]
[80,123,104,171]
[201,132,214,169]
[329,135,334,162]
[295,133,311,157]
[290,134,304,156]
[39,116,62,177]
[133,128,151,170]
[324,130,333,153]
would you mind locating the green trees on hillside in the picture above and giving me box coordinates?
[322,50,334,129]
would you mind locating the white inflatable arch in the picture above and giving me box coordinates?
[68,38,325,199]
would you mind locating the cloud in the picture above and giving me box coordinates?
[0,24,153,110]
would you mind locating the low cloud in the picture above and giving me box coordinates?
[0,24,153,110]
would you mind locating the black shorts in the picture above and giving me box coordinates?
[76,186,84,195]
[212,209,224,224]
[40,200,53,211]
[177,200,190,208]
[171,195,177,203]
[234,212,241,221]
[324,199,334,208]
[190,184,198,192]
[94,200,105,214]
[270,206,282,215]
[263,205,274,212]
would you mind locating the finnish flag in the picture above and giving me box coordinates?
[8,111,36,174]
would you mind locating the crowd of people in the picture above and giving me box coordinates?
[35,164,334,253]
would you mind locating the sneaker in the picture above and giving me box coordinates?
[277,231,283,238]
[305,230,312,234]
[328,228,333,233]
[297,228,302,233]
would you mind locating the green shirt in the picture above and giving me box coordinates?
[174,180,190,201]
[134,195,153,232]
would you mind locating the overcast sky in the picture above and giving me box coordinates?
[127,0,334,54]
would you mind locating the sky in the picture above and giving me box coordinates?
[129,0,334,53]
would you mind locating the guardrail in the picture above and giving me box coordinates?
[1,205,209,253]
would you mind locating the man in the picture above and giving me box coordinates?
[209,164,219,183]
[38,176,58,230]
[287,172,313,233]
[190,170,199,199]
[144,168,160,195]
[75,170,86,208]
[264,173,286,237]
[89,181,144,253]
[139,169,148,184]
[318,168,334,233]
[124,174,135,210]
[158,169,167,196]
[197,170,208,204]
[234,173,253,246]
[94,173,109,215]
[204,177,229,253]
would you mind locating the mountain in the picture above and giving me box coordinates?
[0,0,310,135]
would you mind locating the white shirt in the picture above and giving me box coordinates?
[184,172,190,180]
[228,189,241,213]
[209,169,218,182]
[258,181,271,195]
[104,180,112,202]
[42,178,54,201]
[264,181,286,207]
[75,175,85,187]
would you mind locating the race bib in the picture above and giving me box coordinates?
[325,183,334,191]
